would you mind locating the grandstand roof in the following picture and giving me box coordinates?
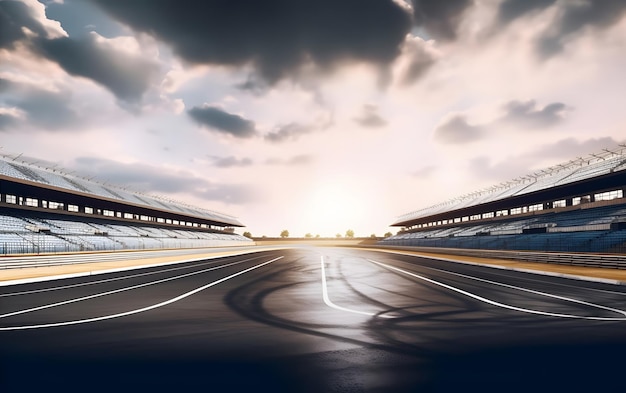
[394,144,626,226]
[0,155,243,227]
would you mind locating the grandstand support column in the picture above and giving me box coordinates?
[566,198,573,207]
[544,201,553,210]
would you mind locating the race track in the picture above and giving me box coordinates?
[2,247,625,392]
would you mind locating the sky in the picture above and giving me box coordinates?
[1,0,626,238]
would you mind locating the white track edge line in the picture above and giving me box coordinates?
[368,259,626,321]
[0,256,282,331]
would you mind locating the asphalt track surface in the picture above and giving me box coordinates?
[1,247,626,392]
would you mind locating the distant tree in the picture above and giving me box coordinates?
[243,231,252,239]
[262,235,267,239]
[345,229,354,238]
[280,229,289,238]
[336,233,342,238]
[384,232,393,238]
[370,233,377,238]
[305,233,312,238]
[315,234,320,238]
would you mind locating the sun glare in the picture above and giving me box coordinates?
[303,182,366,237]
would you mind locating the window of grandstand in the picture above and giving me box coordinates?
[482,212,495,219]
[5,195,16,204]
[573,196,592,205]
[496,210,508,217]
[553,199,567,208]
[85,207,93,214]
[124,213,133,219]
[511,207,522,215]
[103,210,115,217]
[49,201,63,210]
[595,189,623,201]
[68,204,79,212]
[470,214,481,221]
[528,203,543,212]
[25,198,38,207]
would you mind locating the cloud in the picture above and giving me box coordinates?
[412,0,474,41]
[71,157,257,204]
[496,0,557,26]
[209,155,254,168]
[525,137,622,160]
[0,113,17,130]
[411,165,437,178]
[196,183,258,204]
[467,155,531,183]
[0,0,66,49]
[537,1,626,58]
[434,99,569,144]
[91,0,413,84]
[353,104,388,128]
[434,114,484,144]
[499,100,567,129]
[188,105,257,138]
[0,77,79,129]
[467,137,623,183]
[0,2,158,105]
[399,36,438,85]
[265,154,314,166]
[36,33,160,103]
[265,123,314,143]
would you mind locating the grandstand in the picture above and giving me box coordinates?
[0,154,252,254]
[381,145,626,254]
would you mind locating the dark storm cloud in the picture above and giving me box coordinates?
[265,123,313,143]
[188,106,257,138]
[37,34,160,103]
[0,78,79,129]
[537,0,626,58]
[210,155,254,168]
[354,105,387,128]
[0,1,159,104]
[72,157,256,204]
[500,100,567,129]
[0,0,49,49]
[434,115,484,144]
[91,0,413,84]
[412,0,474,41]
[496,0,557,25]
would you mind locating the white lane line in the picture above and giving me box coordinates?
[0,255,264,297]
[414,264,626,317]
[0,258,261,319]
[320,256,393,318]
[0,256,282,331]
[368,259,626,321]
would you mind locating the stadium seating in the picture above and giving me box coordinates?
[0,212,252,255]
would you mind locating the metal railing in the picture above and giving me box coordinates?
[372,245,626,270]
